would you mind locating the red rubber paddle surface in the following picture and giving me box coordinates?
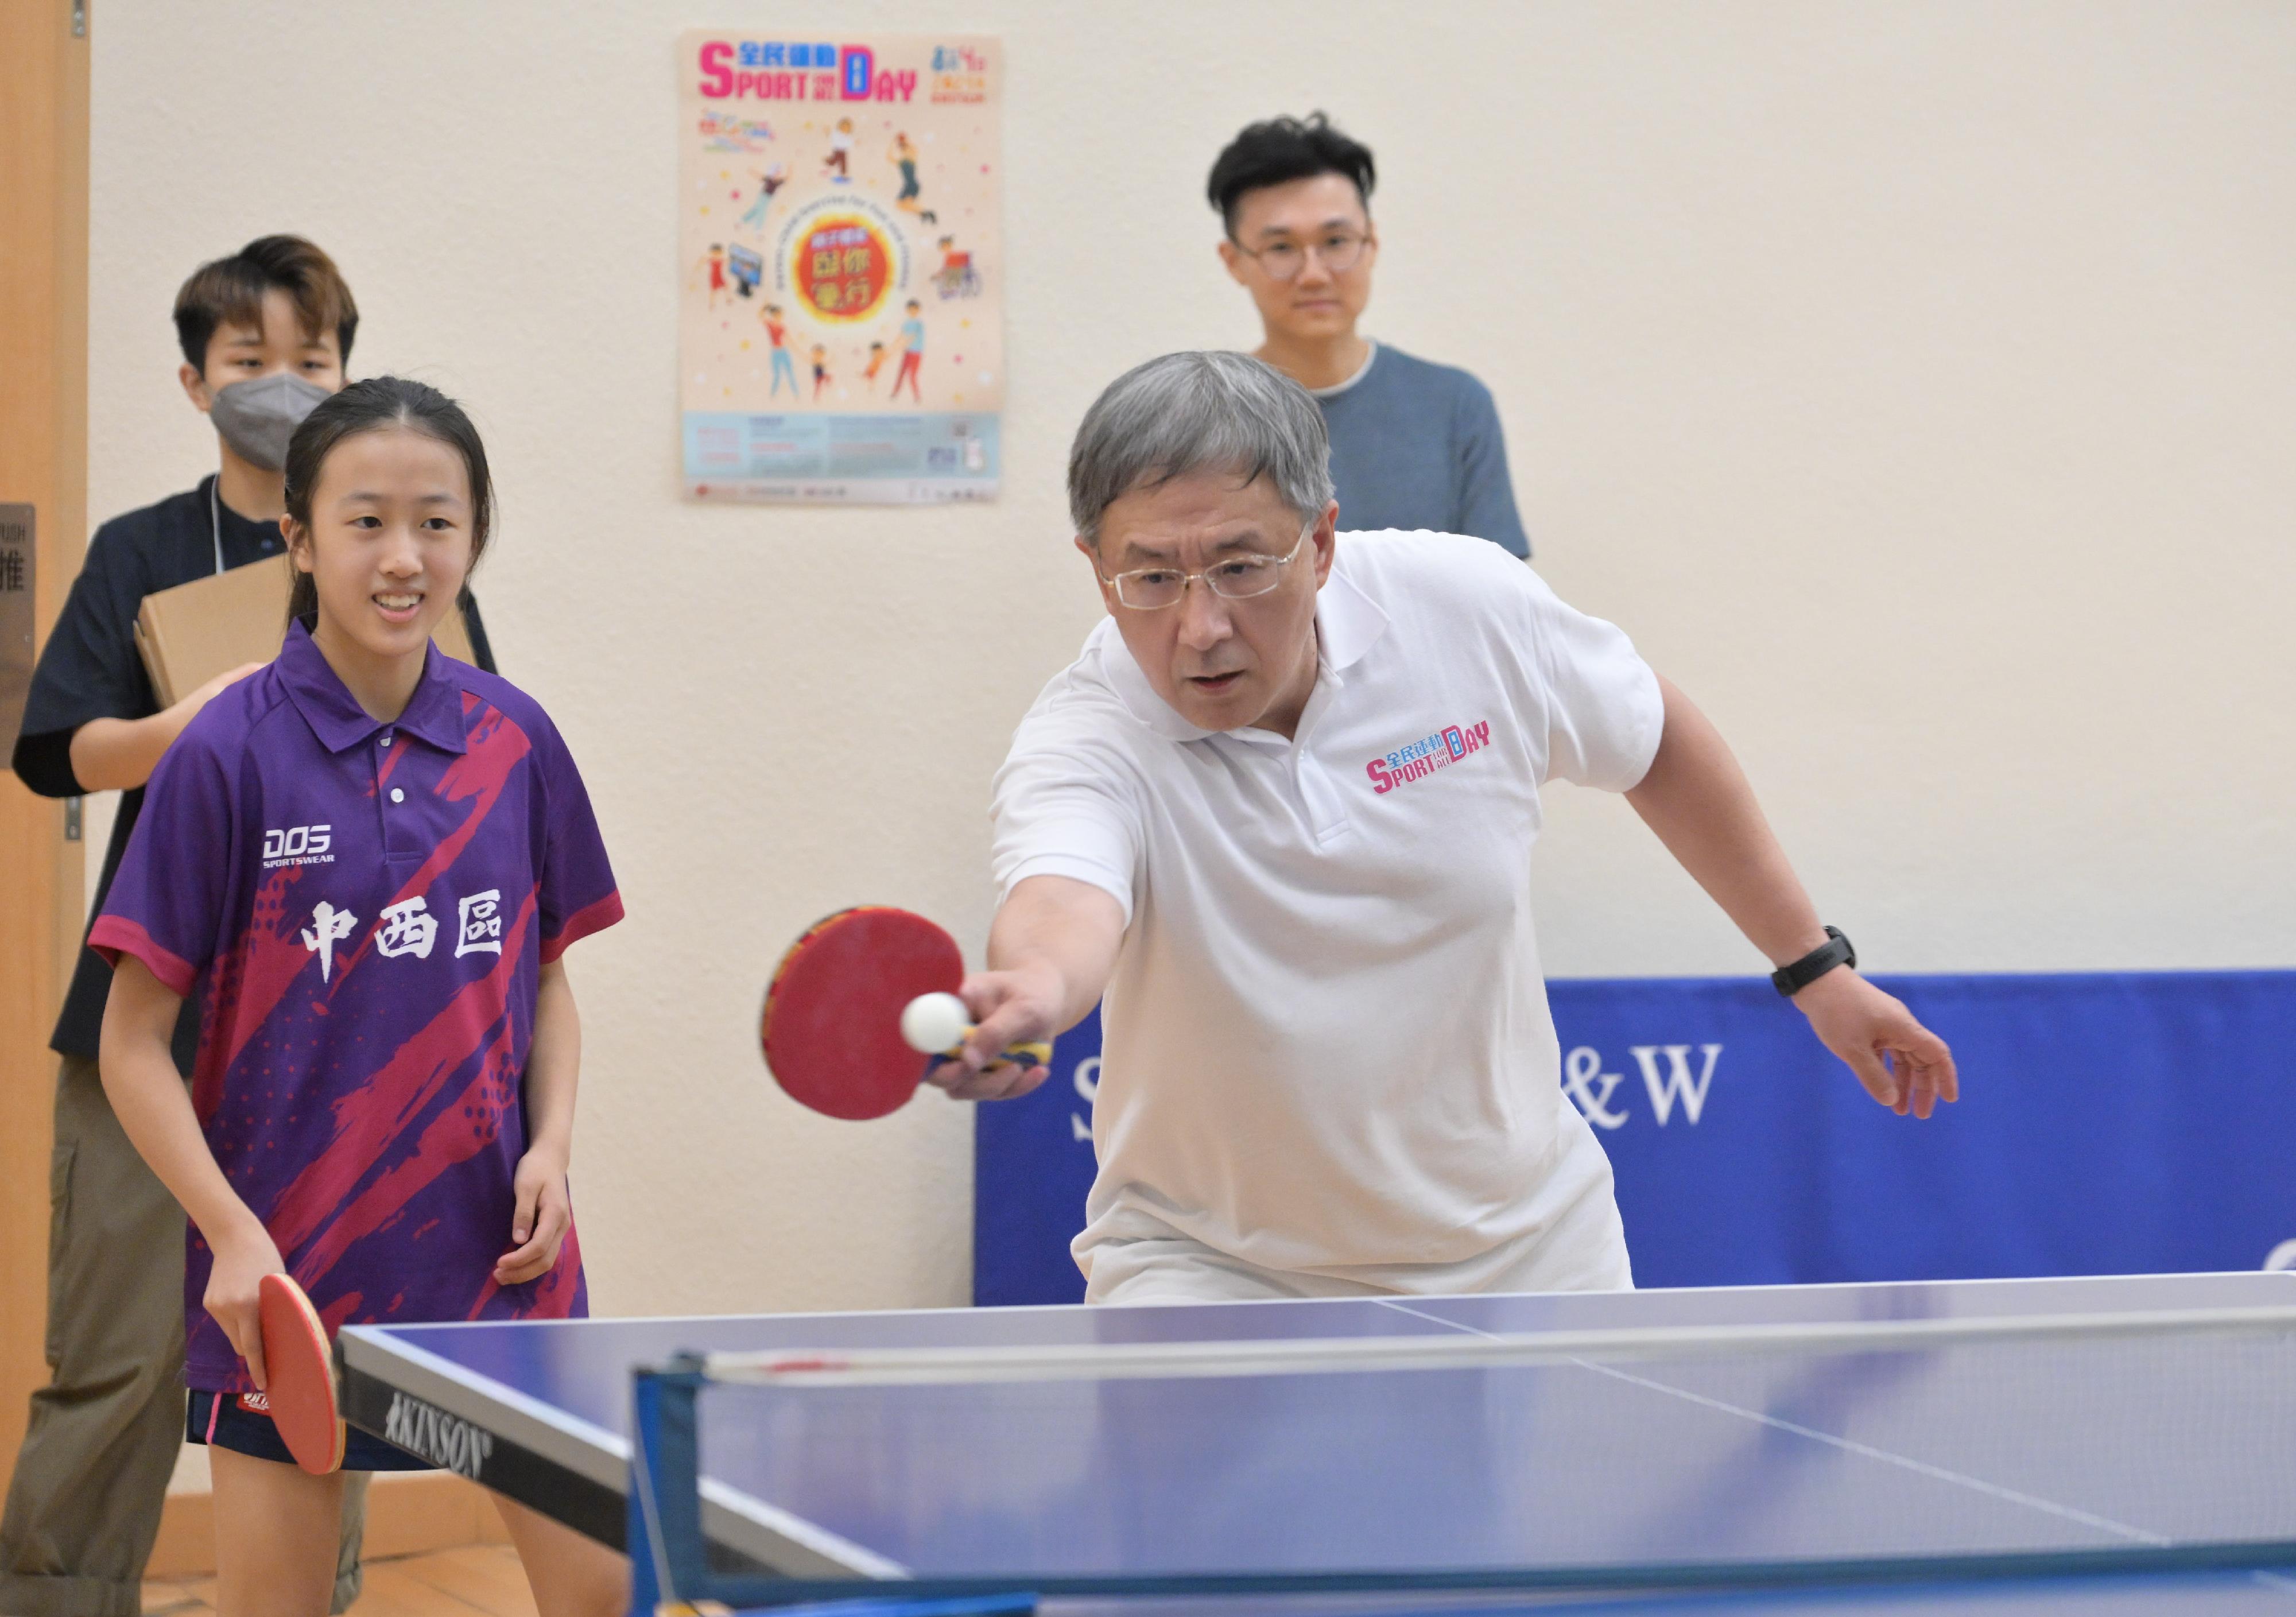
[761,907,965,1120]
[258,1272,346,1475]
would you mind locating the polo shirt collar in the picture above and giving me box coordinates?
[1313,560,1389,675]
[278,621,470,756]
[1104,639,1212,741]
[1102,560,1391,743]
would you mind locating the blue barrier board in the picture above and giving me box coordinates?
[975,972,2296,1305]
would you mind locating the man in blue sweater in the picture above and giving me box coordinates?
[1209,113,1531,558]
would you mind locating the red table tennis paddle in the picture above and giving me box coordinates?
[258,1272,346,1475]
[761,906,1052,1121]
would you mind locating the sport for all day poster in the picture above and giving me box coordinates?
[678,32,1003,504]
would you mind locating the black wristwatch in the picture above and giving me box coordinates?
[1771,926,1856,997]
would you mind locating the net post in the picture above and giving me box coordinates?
[628,1353,711,1610]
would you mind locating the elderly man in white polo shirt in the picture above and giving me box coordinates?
[933,351,1957,1305]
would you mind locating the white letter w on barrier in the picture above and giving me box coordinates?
[1630,1044,1721,1126]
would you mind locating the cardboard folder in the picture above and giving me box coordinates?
[134,554,478,708]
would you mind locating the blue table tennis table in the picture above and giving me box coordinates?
[336,1272,2296,1614]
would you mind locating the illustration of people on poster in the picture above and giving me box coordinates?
[678,32,1002,503]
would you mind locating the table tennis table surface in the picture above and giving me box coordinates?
[338,1271,2296,1612]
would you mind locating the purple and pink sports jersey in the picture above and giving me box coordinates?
[91,624,622,1394]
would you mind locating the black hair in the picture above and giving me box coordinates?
[1206,112,1376,236]
[282,377,495,629]
[174,235,359,373]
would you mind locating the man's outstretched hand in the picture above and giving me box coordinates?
[921,963,1063,1102]
[1793,969,1958,1119]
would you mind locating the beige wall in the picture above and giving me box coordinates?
[88,0,2294,1325]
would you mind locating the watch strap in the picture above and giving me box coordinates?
[1772,926,1856,997]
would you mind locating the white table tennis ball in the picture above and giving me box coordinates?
[901,992,972,1055]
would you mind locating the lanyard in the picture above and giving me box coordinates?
[209,478,226,576]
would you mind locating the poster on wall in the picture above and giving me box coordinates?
[677,31,1003,505]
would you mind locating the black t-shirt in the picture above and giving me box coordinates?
[11,476,498,1068]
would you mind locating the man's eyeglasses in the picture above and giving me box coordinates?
[1233,230,1371,282]
[1097,521,1313,611]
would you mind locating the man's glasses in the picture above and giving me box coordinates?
[1234,230,1371,282]
[1097,521,1313,611]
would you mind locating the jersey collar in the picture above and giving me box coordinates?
[278,620,471,756]
[1103,550,1391,742]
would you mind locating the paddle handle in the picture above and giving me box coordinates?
[946,1035,1052,1071]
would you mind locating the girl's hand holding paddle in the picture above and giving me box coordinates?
[495,1145,573,1286]
[205,1216,289,1390]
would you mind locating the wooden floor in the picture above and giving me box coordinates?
[144,1545,537,1617]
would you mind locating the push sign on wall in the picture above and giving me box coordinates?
[0,505,34,765]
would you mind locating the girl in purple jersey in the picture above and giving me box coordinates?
[95,378,625,1614]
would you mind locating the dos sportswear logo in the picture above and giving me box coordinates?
[1365,719,1493,794]
[263,824,333,868]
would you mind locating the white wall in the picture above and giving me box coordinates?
[88,0,2295,1321]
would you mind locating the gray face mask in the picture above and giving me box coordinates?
[207,371,332,471]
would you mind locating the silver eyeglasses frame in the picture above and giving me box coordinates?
[1095,518,1316,611]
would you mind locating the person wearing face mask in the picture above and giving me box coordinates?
[1,236,495,1617]
[1210,113,1532,560]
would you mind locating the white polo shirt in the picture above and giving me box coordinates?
[991,530,1665,1290]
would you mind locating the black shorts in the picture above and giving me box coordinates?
[188,1388,432,1473]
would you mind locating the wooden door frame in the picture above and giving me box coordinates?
[1,0,92,1479]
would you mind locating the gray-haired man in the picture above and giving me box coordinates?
[935,352,1956,1305]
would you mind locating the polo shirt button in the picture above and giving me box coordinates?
[380,734,393,748]
[390,788,405,804]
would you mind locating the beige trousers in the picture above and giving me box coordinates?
[1085,1101,1635,1306]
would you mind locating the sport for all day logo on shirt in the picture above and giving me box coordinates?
[1364,719,1493,794]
